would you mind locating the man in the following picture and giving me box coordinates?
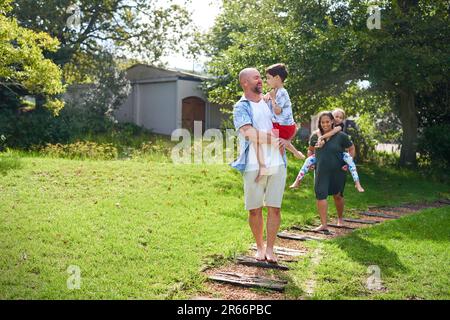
[231,68,288,263]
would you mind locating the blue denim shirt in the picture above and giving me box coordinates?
[230,96,287,173]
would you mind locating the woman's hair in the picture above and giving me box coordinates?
[317,111,334,135]
[332,108,346,119]
[265,63,288,82]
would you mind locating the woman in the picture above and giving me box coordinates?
[309,111,356,231]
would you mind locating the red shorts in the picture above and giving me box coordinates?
[272,123,297,140]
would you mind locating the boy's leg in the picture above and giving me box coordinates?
[285,141,305,159]
[255,144,269,183]
[342,152,364,192]
[289,155,316,189]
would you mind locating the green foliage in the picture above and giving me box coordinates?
[204,0,450,166]
[348,114,378,162]
[0,0,65,114]
[38,141,118,160]
[10,0,194,65]
[418,124,450,170]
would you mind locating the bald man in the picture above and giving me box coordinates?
[231,68,288,263]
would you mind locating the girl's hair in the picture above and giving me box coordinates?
[265,63,288,82]
[317,111,334,135]
[332,108,346,119]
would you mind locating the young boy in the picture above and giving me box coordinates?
[255,63,305,182]
[289,108,365,192]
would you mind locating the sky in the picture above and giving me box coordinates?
[161,0,222,72]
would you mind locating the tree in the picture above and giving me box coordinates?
[284,0,449,166]
[9,0,193,66]
[205,0,449,167]
[0,0,64,114]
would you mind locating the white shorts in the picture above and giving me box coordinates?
[243,165,287,211]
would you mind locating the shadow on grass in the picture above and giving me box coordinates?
[332,234,408,277]
[0,153,22,176]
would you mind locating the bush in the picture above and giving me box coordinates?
[418,124,450,170]
[38,141,118,160]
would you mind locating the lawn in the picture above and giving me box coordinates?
[0,151,449,299]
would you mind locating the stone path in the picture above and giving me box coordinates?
[193,199,449,300]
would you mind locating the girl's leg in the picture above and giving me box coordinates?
[342,152,364,192]
[289,155,316,189]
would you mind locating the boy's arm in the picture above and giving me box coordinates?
[271,89,290,115]
[271,100,283,115]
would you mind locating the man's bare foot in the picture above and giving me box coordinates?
[313,224,328,232]
[255,166,269,183]
[355,181,365,192]
[265,250,278,264]
[289,178,301,189]
[255,247,266,261]
[337,218,344,226]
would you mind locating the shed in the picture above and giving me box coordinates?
[115,64,227,135]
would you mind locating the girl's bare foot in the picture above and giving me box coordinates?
[289,178,301,189]
[313,224,328,232]
[355,181,365,192]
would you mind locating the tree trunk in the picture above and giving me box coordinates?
[398,89,418,167]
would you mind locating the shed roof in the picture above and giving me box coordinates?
[126,64,209,83]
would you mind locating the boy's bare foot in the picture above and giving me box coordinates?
[313,224,328,232]
[294,151,306,160]
[289,178,301,189]
[355,181,365,192]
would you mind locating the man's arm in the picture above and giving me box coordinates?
[239,124,283,147]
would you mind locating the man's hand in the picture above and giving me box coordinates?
[279,138,288,150]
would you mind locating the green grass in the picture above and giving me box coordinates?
[289,207,450,300]
[0,151,449,299]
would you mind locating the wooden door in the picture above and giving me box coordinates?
[182,97,206,133]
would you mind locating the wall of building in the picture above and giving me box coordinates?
[138,81,177,135]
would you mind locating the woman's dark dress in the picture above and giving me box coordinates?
[310,132,353,200]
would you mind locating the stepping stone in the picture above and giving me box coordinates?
[359,211,399,219]
[236,256,290,270]
[208,272,287,292]
[277,232,323,241]
[438,199,450,205]
[343,218,380,225]
[250,245,307,257]
[328,223,356,230]
[291,225,335,235]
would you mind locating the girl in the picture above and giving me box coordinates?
[289,108,365,192]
